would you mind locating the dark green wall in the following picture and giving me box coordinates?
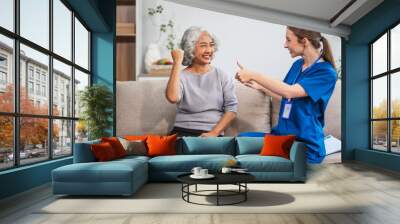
[343,0,400,171]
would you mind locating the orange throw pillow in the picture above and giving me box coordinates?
[101,137,127,158]
[91,142,117,161]
[146,134,177,157]
[259,135,296,159]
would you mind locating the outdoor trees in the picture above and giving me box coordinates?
[373,99,400,144]
[0,84,59,152]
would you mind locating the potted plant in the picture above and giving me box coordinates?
[79,84,113,140]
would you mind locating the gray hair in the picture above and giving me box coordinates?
[179,26,219,66]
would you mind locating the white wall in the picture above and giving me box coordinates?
[139,0,342,79]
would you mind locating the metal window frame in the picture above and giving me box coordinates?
[0,0,93,171]
[370,19,400,155]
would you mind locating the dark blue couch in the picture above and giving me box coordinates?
[52,137,306,195]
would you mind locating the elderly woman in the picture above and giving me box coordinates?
[165,26,237,137]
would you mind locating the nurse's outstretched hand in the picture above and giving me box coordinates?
[235,61,252,83]
[244,80,263,90]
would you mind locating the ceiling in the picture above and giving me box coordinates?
[165,0,384,38]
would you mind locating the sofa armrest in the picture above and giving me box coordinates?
[73,140,100,163]
[289,141,307,182]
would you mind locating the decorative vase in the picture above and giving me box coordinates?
[144,43,162,73]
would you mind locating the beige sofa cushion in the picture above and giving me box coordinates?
[225,82,271,136]
[117,80,176,136]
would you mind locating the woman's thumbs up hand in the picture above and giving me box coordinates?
[235,61,252,83]
[171,48,184,65]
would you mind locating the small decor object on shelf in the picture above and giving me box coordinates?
[145,43,162,73]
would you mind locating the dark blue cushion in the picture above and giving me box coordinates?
[181,137,235,155]
[149,154,235,172]
[235,137,264,155]
[236,155,293,172]
[52,159,147,183]
[73,140,100,163]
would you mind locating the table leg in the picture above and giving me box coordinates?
[217,184,219,206]
[245,183,247,201]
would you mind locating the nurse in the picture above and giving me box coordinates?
[235,26,337,163]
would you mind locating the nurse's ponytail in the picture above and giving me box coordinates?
[288,26,336,69]
[320,36,336,69]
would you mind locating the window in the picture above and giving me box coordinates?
[41,73,46,83]
[0,1,91,170]
[74,69,89,118]
[20,0,49,49]
[53,119,72,158]
[0,71,6,85]
[42,85,46,97]
[0,36,13,105]
[53,59,71,117]
[53,0,72,60]
[0,0,14,32]
[371,23,400,154]
[35,70,41,81]
[36,83,40,95]
[75,18,89,70]
[28,81,34,94]
[0,55,7,67]
[0,116,13,170]
[28,67,34,80]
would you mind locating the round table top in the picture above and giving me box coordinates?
[177,172,255,185]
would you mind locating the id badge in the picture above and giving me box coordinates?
[282,101,292,119]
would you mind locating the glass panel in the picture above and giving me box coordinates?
[53,0,72,60]
[0,116,13,170]
[53,59,72,117]
[74,69,89,118]
[75,120,88,143]
[372,77,387,119]
[391,120,400,153]
[392,72,400,118]
[0,35,14,112]
[372,121,388,151]
[372,33,387,76]
[20,0,49,49]
[20,44,49,115]
[0,0,14,31]
[20,117,49,165]
[53,119,72,158]
[74,18,89,70]
[391,24,400,70]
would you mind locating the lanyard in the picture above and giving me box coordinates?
[291,55,322,85]
[286,55,322,103]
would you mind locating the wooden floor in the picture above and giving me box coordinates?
[1,157,400,224]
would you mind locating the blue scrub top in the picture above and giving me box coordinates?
[271,58,337,163]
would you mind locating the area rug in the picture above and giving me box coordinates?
[37,183,362,214]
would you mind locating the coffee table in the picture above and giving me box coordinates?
[177,172,255,206]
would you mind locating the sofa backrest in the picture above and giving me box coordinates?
[180,137,236,155]
[117,80,271,136]
[117,79,341,138]
[235,137,264,155]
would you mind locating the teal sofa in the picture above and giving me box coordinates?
[52,137,306,196]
